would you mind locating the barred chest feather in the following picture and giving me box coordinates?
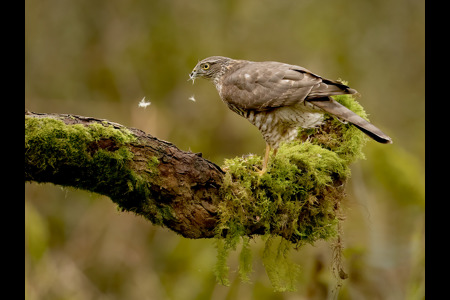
[227,102,324,149]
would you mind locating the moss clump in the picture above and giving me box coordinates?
[25,116,180,228]
[25,117,148,210]
[216,94,368,290]
[25,117,137,172]
[303,93,368,164]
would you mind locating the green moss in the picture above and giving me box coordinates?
[238,236,253,283]
[24,116,148,209]
[25,116,179,229]
[215,94,368,289]
[213,238,232,286]
[25,117,137,169]
[262,236,301,292]
[301,93,368,164]
[147,156,160,177]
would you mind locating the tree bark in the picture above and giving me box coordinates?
[25,111,225,239]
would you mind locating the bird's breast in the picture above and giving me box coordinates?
[243,104,325,148]
[214,78,223,95]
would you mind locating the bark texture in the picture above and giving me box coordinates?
[25,111,225,239]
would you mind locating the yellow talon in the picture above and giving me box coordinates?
[254,144,277,176]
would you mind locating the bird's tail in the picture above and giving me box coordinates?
[308,97,392,144]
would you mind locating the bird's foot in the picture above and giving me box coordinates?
[253,165,267,176]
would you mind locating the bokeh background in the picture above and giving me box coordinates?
[25,0,424,299]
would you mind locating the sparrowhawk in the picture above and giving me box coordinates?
[189,56,392,174]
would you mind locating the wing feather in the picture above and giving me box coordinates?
[220,62,322,111]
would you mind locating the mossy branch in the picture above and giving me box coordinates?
[25,93,366,243]
[25,111,225,239]
[25,93,368,290]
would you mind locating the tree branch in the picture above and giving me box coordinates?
[25,111,225,239]
[25,94,367,245]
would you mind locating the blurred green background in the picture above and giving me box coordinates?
[25,0,424,299]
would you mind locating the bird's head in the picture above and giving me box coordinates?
[189,56,231,84]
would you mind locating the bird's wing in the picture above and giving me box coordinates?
[220,61,356,111]
[220,61,320,111]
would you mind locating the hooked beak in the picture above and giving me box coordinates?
[188,70,197,84]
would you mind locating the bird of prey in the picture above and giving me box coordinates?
[189,56,392,174]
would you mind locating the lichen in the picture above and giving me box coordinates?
[215,93,368,290]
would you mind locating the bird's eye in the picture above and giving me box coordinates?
[201,63,210,70]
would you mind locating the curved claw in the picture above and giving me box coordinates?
[253,165,267,176]
[254,144,273,176]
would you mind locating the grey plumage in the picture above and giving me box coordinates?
[190,56,392,173]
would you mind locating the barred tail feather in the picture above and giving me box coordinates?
[308,97,392,144]
[350,121,393,144]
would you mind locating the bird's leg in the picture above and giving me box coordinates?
[262,144,271,173]
[255,144,271,175]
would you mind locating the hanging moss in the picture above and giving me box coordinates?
[216,93,368,290]
[262,236,302,292]
[238,236,253,283]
